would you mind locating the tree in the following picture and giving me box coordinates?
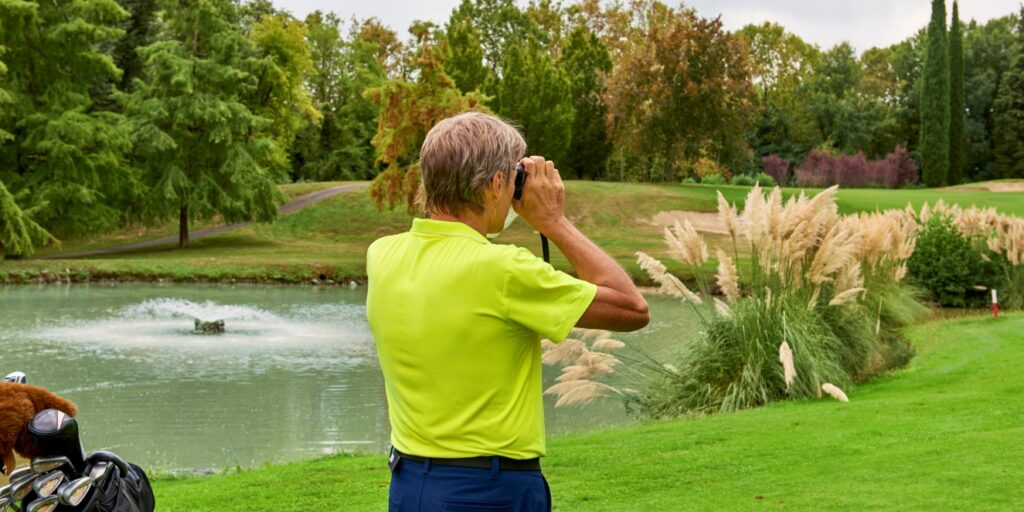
[604,2,754,181]
[365,22,486,211]
[948,1,966,185]
[559,26,612,179]
[245,13,321,172]
[123,0,284,248]
[111,0,159,92]
[0,0,139,237]
[963,14,1018,180]
[292,12,387,181]
[993,7,1024,179]
[442,16,489,93]
[920,0,950,186]
[493,40,575,167]
[448,0,542,76]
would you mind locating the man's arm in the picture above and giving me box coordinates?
[514,156,650,332]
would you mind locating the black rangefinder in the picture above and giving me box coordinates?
[514,163,527,200]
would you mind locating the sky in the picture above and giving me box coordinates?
[270,0,1020,52]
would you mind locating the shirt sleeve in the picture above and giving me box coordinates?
[503,247,598,342]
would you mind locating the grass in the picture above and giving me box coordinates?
[3,181,1022,284]
[151,312,1024,511]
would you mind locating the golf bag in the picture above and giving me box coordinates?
[14,409,156,512]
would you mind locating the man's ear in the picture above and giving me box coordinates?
[489,170,506,197]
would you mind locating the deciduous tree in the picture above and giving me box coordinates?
[993,7,1024,179]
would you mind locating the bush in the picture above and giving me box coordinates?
[795,147,919,188]
[729,175,756,186]
[754,172,776,187]
[700,173,727,185]
[907,216,998,307]
[692,157,732,181]
[761,155,790,185]
[680,177,698,185]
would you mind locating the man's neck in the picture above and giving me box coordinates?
[430,211,488,237]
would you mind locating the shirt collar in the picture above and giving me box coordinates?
[410,218,491,244]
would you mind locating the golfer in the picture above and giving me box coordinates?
[366,112,649,511]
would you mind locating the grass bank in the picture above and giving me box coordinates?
[3,181,1022,284]
[151,312,1024,511]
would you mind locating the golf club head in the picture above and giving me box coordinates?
[30,456,72,475]
[31,472,64,498]
[1,372,26,384]
[10,473,37,500]
[0,484,10,499]
[8,467,33,482]
[56,477,92,507]
[24,494,58,512]
[87,461,112,488]
[0,496,11,512]
[27,410,86,474]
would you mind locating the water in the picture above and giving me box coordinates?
[0,284,696,472]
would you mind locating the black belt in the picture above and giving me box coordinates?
[392,448,541,471]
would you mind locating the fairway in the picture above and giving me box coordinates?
[151,312,1024,511]
[5,181,1023,284]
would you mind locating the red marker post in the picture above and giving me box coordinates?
[992,289,999,319]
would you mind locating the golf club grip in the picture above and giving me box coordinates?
[541,235,550,263]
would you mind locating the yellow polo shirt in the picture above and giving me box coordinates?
[366,218,597,459]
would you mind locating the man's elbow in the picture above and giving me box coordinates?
[623,298,650,332]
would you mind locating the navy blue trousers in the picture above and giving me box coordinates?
[389,457,551,512]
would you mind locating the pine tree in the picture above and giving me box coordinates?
[123,0,285,248]
[559,26,612,179]
[993,8,1024,179]
[365,22,485,211]
[920,0,950,187]
[493,40,575,166]
[0,0,138,237]
[948,1,966,185]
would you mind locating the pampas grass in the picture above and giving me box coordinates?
[542,329,627,407]
[821,383,849,402]
[779,341,795,391]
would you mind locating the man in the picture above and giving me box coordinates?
[366,112,649,511]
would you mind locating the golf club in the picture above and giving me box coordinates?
[10,473,37,501]
[24,494,58,512]
[31,471,64,498]
[56,477,92,507]
[0,484,10,500]
[30,456,72,476]
[1,372,26,384]
[87,461,112,488]
[8,467,32,482]
[0,496,11,512]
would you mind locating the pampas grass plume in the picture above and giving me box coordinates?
[779,341,796,390]
[821,383,849,402]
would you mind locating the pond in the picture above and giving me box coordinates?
[0,284,698,472]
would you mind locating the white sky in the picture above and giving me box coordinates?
[270,0,1020,51]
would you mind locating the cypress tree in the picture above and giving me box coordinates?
[948,1,965,185]
[920,0,950,187]
[993,8,1024,179]
[123,0,285,248]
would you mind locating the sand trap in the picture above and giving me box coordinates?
[944,182,1024,192]
[652,211,728,234]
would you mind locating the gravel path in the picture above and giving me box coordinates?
[39,183,369,260]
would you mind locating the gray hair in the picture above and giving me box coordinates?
[419,112,527,216]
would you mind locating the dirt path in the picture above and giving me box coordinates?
[40,183,369,260]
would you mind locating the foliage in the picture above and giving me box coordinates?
[0,180,54,258]
[493,39,575,166]
[698,174,727,186]
[729,175,755,186]
[962,14,1018,180]
[920,0,950,186]
[604,2,755,182]
[0,0,139,239]
[292,12,386,181]
[948,2,965,185]
[123,0,285,248]
[907,215,995,307]
[559,26,613,179]
[795,147,918,189]
[442,15,489,93]
[993,7,1024,179]
[753,172,776,187]
[761,154,790,186]
[365,24,485,211]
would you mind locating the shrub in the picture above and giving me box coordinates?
[692,157,732,181]
[796,147,919,188]
[761,154,790,185]
[729,175,756,186]
[907,215,997,307]
[754,172,776,187]
[700,173,727,185]
[545,185,927,415]
[680,177,698,185]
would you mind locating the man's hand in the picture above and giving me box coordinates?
[513,156,566,235]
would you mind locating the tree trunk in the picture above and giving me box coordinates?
[179,205,189,248]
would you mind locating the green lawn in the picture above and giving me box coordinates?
[151,312,1024,511]
[3,181,1022,284]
